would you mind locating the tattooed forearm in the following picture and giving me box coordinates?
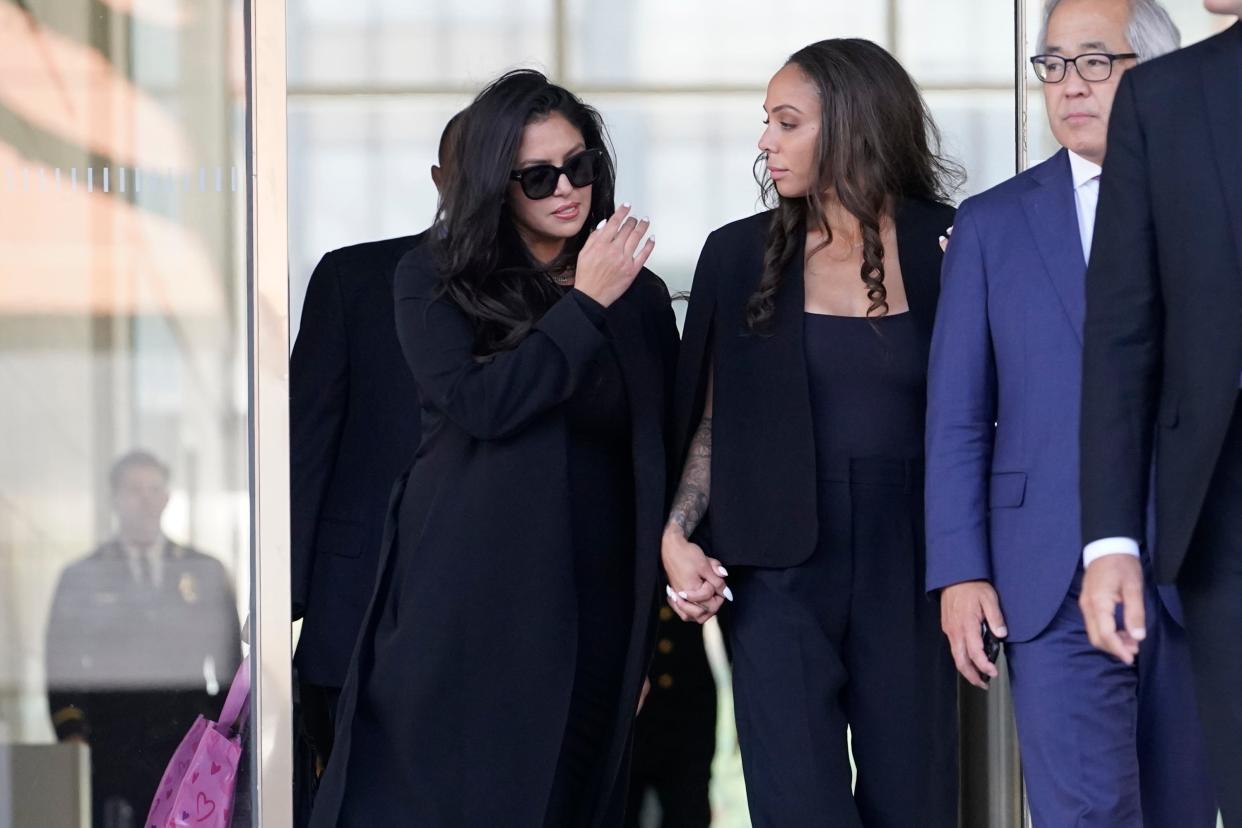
[667,416,712,539]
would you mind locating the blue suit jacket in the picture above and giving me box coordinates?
[925,149,1178,642]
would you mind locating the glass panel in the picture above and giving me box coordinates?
[897,0,1015,86]
[287,0,552,88]
[565,0,888,85]
[0,1,253,826]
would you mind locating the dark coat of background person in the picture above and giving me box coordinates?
[625,606,717,828]
[290,231,427,690]
[46,540,242,827]
[308,248,680,828]
[673,198,950,565]
[1079,21,1242,824]
[288,231,428,825]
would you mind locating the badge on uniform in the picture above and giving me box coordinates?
[179,573,199,603]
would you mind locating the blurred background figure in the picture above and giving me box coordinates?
[45,450,242,828]
[626,607,717,828]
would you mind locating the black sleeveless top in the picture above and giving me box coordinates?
[803,311,927,465]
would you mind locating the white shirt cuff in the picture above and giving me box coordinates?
[1083,536,1141,569]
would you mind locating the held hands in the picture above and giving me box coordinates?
[661,527,731,625]
[1079,553,1146,665]
[573,204,655,308]
[940,580,1007,689]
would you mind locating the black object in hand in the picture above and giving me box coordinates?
[981,621,1003,664]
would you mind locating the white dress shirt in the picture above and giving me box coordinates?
[1070,150,1143,568]
[1068,150,1102,263]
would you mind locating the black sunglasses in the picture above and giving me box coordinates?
[510,148,604,200]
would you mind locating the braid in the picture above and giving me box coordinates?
[745,200,805,333]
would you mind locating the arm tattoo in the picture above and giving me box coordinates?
[668,416,712,539]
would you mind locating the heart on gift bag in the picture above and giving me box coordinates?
[195,792,216,822]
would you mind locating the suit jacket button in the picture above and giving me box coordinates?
[657,673,674,689]
[657,639,674,654]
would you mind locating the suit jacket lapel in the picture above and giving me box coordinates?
[1202,22,1242,279]
[1022,149,1086,344]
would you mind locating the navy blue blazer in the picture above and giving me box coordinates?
[290,232,426,688]
[926,149,1179,643]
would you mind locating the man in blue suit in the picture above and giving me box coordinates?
[925,0,1215,825]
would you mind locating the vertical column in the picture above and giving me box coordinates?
[247,0,293,824]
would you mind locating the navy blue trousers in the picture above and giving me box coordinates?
[1005,567,1216,828]
[727,460,958,827]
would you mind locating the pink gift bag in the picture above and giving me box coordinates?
[145,658,250,828]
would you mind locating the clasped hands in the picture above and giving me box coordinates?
[661,528,733,624]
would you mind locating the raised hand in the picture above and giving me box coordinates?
[573,204,655,307]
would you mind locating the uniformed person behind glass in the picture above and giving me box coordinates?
[45,450,243,828]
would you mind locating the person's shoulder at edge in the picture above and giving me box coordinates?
[392,237,447,300]
[327,231,429,267]
[1128,21,1236,89]
[704,209,773,252]
[941,151,1064,235]
[630,267,673,306]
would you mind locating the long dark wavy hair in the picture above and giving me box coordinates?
[746,39,963,332]
[433,69,616,356]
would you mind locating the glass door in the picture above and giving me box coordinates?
[0,0,290,824]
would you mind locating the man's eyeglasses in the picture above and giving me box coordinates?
[1030,52,1137,84]
[510,148,605,200]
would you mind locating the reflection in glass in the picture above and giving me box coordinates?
[45,452,242,826]
[0,0,252,826]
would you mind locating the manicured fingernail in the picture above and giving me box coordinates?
[995,626,1008,637]
[723,586,734,602]
[678,591,689,599]
[641,216,649,223]
[716,566,728,577]
[647,235,655,243]
[621,202,631,208]
[1132,627,1147,641]
[596,219,606,230]
[665,585,679,602]
[938,235,946,243]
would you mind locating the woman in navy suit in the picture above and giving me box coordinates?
[310,70,678,828]
[662,40,961,827]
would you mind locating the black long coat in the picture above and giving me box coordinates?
[673,200,954,568]
[309,250,679,828]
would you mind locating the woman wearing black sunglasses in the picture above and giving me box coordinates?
[309,69,679,828]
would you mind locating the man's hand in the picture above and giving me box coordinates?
[941,580,1007,689]
[1079,553,1146,665]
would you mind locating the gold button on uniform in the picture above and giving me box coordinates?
[659,607,674,621]
[657,639,674,655]
[657,673,674,689]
